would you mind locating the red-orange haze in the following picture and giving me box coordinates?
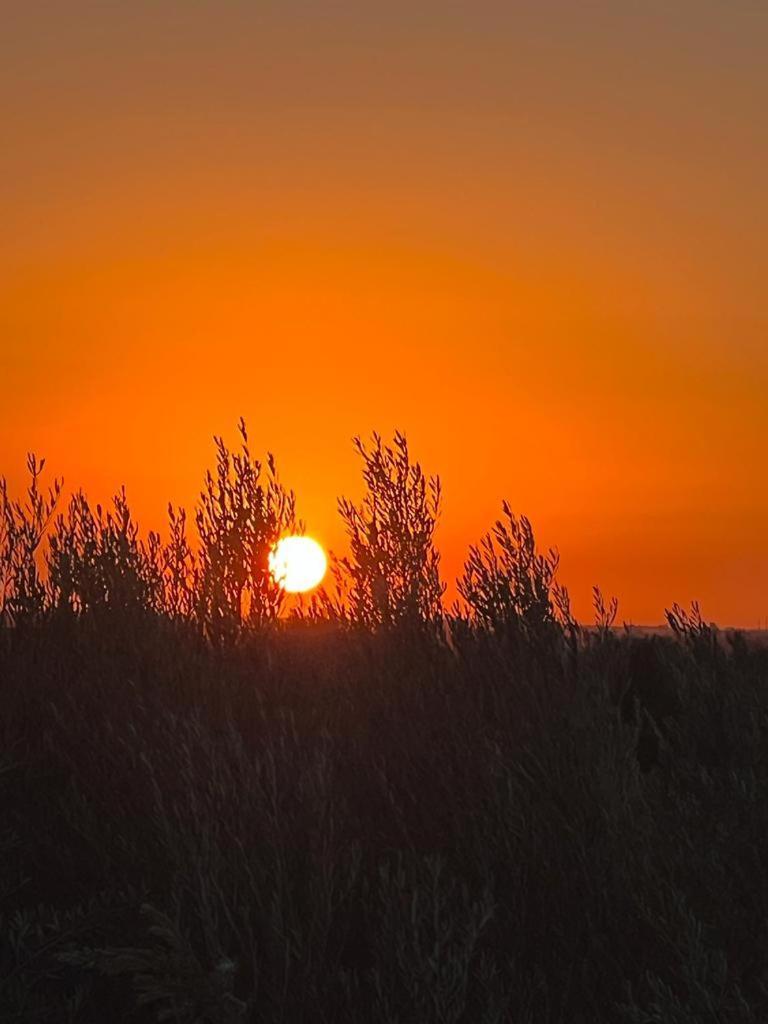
[2,3,767,626]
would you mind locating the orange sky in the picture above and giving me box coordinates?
[2,2,767,625]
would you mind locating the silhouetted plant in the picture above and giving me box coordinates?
[665,599,712,642]
[0,455,61,624]
[47,489,164,616]
[194,418,296,639]
[593,584,619,634]
[458,501,566,636]
[336,432,444,628]
[162,504,198,621]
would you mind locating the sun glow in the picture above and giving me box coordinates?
[269,535,328,593]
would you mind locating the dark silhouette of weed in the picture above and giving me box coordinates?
[336,431,444,629]
[194,419,296,640]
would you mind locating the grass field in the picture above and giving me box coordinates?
[2,433,767,1022]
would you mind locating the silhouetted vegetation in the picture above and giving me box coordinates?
[336,432,444,628]
[2,427,767,1023]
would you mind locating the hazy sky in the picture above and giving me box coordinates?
[2,2,767,624]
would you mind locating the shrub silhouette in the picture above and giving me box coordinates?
[47,489,164,617]
[336,431,444,628]
[1,420,296,640]
[161,503,198,621]
[194,418,295,639]
[458,501,568,637]
[0,454,61,625]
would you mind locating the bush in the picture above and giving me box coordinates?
[336,432,444,628]
[194,419,295,638]
[458,501,570,638]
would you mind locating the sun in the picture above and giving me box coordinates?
[268,535,328,593]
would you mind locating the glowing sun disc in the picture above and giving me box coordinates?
[269,536,327,593]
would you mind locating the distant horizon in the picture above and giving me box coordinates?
[2,429,767,630]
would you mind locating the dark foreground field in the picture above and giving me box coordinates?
[3,612,768,1024]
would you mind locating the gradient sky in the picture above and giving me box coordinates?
[2,2,767,625]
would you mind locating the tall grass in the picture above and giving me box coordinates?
[1,426,766,1023]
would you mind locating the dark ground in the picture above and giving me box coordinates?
[3,611,768,1023]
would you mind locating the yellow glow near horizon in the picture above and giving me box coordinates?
[269,536,328,593]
